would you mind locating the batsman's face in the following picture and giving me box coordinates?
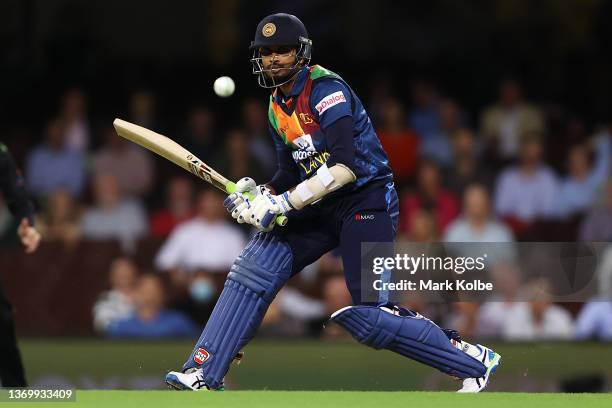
[259,46,297,80]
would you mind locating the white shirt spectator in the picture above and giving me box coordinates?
[93,291,134,333]
[574,300,612,341]
[444,217,514,242]
[443,217,516,264]
[554,135,610,218]
[155,218,245,273]
[478,301,574,340]
[65,118,90,153]
[494,165,559,222]
[81,199,148,252]
[497,110,521,157]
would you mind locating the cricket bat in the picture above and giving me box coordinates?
[113,118,287,226]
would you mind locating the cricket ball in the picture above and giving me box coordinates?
[213,76,235,97]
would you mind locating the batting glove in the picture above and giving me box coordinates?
[247,188,294,231]
[223,177,259,224]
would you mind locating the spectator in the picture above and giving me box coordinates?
[479,278,574,340]
[26,118,87,198]
[242,98,276,179]
[419,98,462,167]
[375,98,419,186]
[323,274,352,314]
[36,188,82,246]
[444,184,514,243]
[408,80,440,138]
[593,244,612,300]
[182,106,218,162]
[443,302,480,338]
[150,177,195,238]
[579,180,612,241]
[444,128,494,196]
[129,90,158,129]
[406,209,438,242]
[81,174,148,252]
[92,126,154,198]
[259,285,327,337]
[494,134,558,230]
[554,132,610,219]
[93,257,138,333]
[476,262,522,337]
[170,270,219,327]
[155,189,245,274]
[212,129,267,185]
[60,88,91,152]
[574,300,612,341]
[400,160,460,237]
[480,78,545,160]
[444,184,515,264]
[322,275,353,338]
[367,74,394,126]
[106,274,198,338]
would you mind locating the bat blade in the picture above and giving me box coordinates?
[113,118,228,192]
[112,118,288,226]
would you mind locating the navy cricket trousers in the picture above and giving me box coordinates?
[273,180,399,304]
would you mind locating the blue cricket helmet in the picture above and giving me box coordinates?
[250,13,313,88]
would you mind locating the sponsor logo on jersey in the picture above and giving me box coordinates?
[194,348,210,364]
[315,91,346,115]
[298,152,331,175]
[291,134,319,161]
[299,112,314,124]
[355,214,375,220]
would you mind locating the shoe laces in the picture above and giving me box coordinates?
[191,374,207,389]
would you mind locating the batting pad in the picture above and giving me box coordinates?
[182,232,293,389]
[330,305,486,379]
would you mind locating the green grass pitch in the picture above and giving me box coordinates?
[11,391,611,408]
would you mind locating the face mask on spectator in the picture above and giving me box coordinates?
[190,279,214,303]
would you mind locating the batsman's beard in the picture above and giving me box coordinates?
[265,65,300,86]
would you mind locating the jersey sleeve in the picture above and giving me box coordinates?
[0,144,35,224]
[322,115,356,172]
[310,79,353,130]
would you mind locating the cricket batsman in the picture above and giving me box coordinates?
[166,13,500,392]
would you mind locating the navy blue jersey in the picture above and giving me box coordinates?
[267,65,392,196]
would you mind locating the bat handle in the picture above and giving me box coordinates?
[275,214,289,226]
[226,182,288,227]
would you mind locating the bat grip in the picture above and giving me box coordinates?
[226,182,288,227]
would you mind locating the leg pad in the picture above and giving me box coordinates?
[331,305,486,379]
[182,232,293,389]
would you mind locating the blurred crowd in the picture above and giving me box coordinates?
[1,76,611,342]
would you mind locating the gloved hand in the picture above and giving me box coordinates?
[245,188,294,231]
[223,177,260,224]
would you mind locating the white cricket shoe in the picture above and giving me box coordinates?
[165,368,210,391]
[457,345,502,393]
